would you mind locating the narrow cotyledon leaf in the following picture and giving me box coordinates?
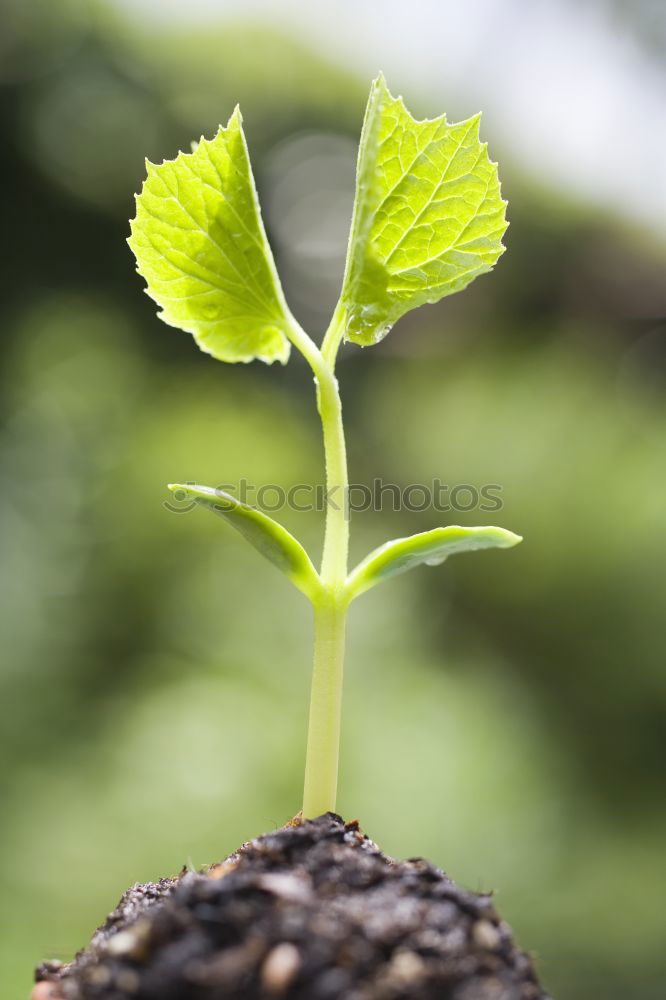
[168,484,322,601]
[345,525,522,601]
[338,74,508,346]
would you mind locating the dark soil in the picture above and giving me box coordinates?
[35,814,549,1000]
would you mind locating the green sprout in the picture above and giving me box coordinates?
[129,74,520,820]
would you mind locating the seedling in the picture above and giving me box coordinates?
[129,75,520,820]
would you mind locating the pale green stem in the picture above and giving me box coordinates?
[286,309,351,817]
[302,594,348,817]
[285,315,349,586]
[319,302,350,585]
[321,300,347,369]
[318,373,349,585]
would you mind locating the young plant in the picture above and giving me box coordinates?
[129,75,520,820]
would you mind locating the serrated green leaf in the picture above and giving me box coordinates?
[338,74,508,346]
[345,525,521,601]
[168,484,321,601]
[129,109,294,365]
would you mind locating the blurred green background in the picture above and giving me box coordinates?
[1,1,665,997]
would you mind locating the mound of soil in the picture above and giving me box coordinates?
[35,814,549,1000]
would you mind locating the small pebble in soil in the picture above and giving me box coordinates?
[261,942,301,994]
[35,813,550,1000]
